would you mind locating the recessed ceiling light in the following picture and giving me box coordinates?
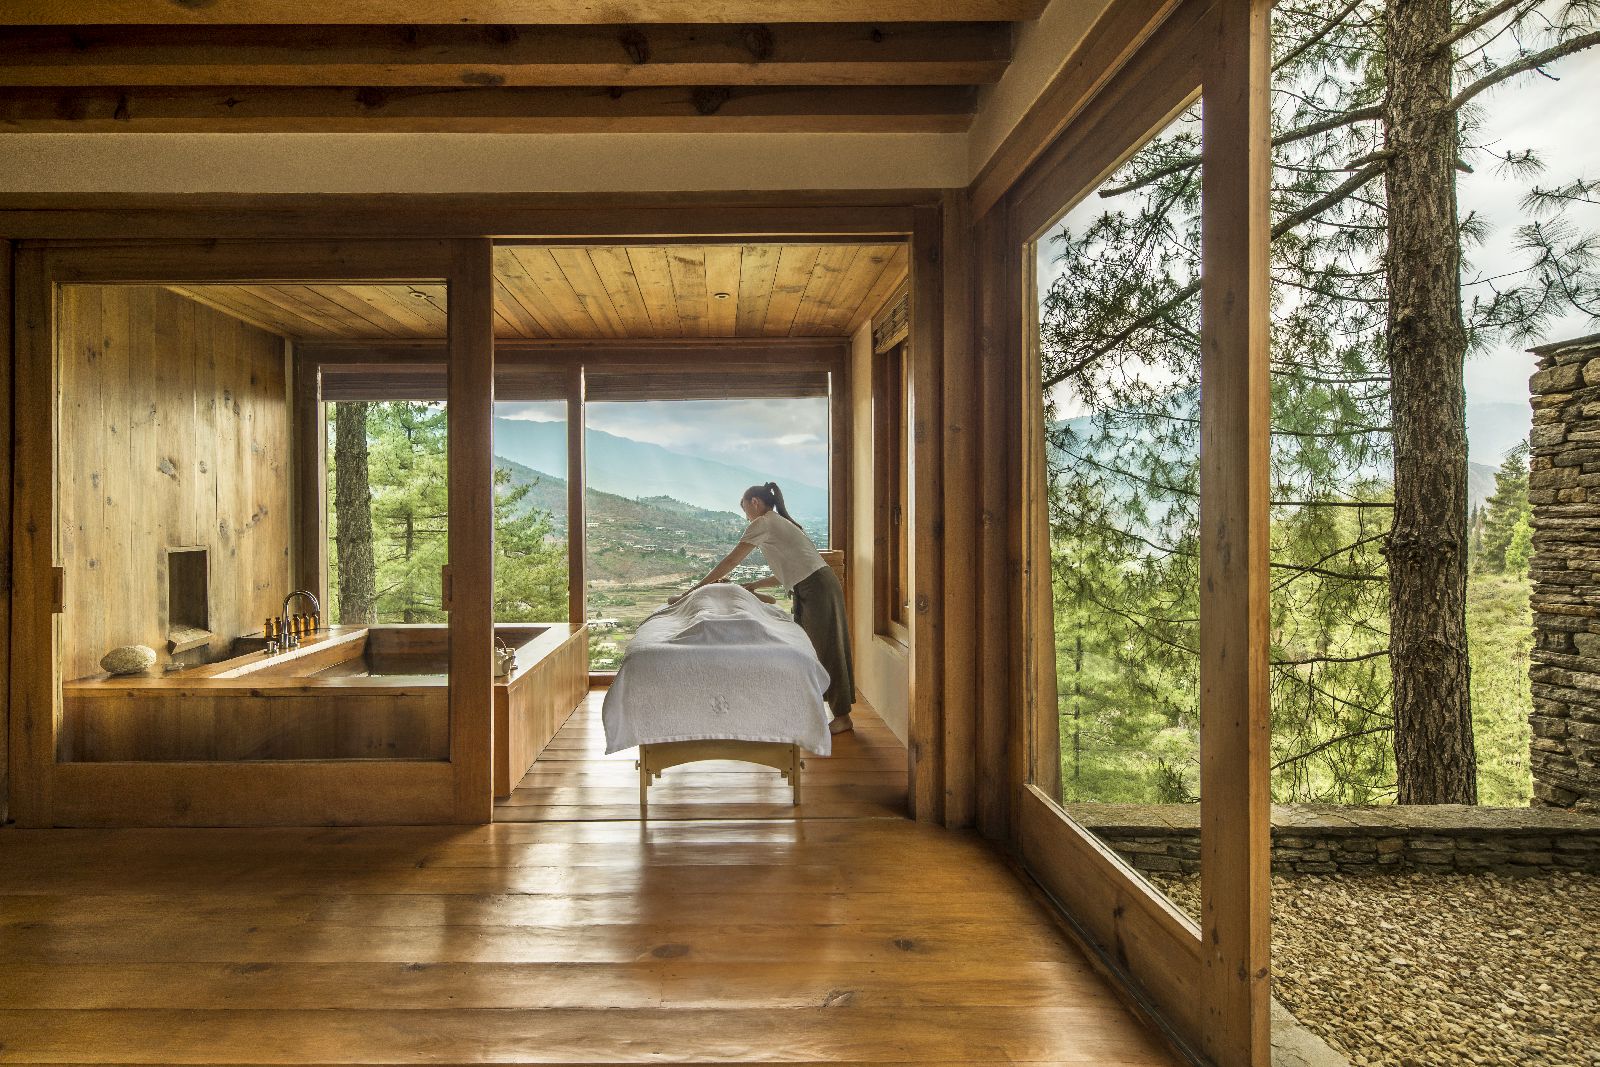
[713,291,732,300]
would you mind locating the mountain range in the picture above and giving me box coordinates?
[492,416,827,522]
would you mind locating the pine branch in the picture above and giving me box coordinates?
[1273,498,1393,507]
[1272,160,1387,236]
[1275,0,1369,72]
[1434,0,1537,55]
[1273,649,1390,667]
[1098,106,1383,198]
[1041,280,1202,388]
[1272,723,1393,771]
[1447,30,1600,114]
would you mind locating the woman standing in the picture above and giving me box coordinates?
[672,482,857,734]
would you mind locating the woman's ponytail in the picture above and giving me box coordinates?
[767,482,802,528]
[743,481,803,529]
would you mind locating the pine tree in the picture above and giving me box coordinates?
[1477,441,1532,574]
[1039,0,1598,804]
[328,402,569,627]
[333,401,376,624]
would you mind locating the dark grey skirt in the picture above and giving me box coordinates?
[792,565,855,719]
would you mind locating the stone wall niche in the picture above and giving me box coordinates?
[1527,332,1600,811]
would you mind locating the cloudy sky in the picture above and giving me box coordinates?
[499,42,1596,481]
[499,397,830,489]
[1460,44,1600,461]
[1035,41,1599,465]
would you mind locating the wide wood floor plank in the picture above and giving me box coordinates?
[0,689,1176,1065]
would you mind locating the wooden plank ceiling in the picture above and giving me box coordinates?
[169,242,908,340]
[0,4,1042,132]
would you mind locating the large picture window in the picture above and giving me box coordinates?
[582,396,831,671]
[325,399,569,626]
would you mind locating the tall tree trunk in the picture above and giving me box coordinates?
[333,402,376,625]
[403,512,417,625]
[1383,0,1477,803]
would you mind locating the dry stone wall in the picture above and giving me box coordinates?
[1528,332,1600,811]
[1063,804,1600,875]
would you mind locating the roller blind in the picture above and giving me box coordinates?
[585,364,830,402]
[318,364,568,402]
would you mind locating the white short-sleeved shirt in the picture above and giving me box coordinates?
[738,511,827,591]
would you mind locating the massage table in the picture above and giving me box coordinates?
[600,583,831,818]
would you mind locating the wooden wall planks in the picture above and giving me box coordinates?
[56,284,292,682]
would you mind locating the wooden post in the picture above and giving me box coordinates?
[566,364,586,627]
[939,188,978,829]
[290,345,327,605]
[8,247,54,825]
[1198,0,1273,1061]
[908,204,945,824]
[448,237,496,824]
[974,207,1015,841]
[0,239,12,824]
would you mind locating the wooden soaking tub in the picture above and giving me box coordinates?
[62,623,587,794]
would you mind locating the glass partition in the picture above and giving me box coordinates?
[56,280,452,763]
[1032,102,1204,919]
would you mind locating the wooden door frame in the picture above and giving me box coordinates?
[7,237,495,826]
[973,0,1273,1062]
[1,195,948,825]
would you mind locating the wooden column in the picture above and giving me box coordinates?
[0,240,11,824]
[566,364,586,627]
[974,207,1015,842]
[8,247,53,825]
[1197,0,1273,1061]
[447,237,496,824]
[908,204,945,824]
[289,345,327,604]
[940,188,979,829]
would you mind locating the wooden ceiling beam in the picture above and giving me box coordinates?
[0,84,977,132]
[0,24,1012,87]
[0,2,1048,25]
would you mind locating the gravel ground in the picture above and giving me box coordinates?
[1146,871,1600,1067]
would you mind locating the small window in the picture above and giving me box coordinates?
[166,546,211,654]
[873,340,910,643]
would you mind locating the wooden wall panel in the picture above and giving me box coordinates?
[56,285,291,682]
[494,625,590,797]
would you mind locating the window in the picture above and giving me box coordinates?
[582,396,831,671]
[874,334,910,644]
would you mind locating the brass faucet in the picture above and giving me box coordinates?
[279,589,322,650]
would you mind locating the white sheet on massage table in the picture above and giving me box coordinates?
[601,583,832,756]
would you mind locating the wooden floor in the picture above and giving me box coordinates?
[495,691,909,822]
[0,690,1179,1065]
